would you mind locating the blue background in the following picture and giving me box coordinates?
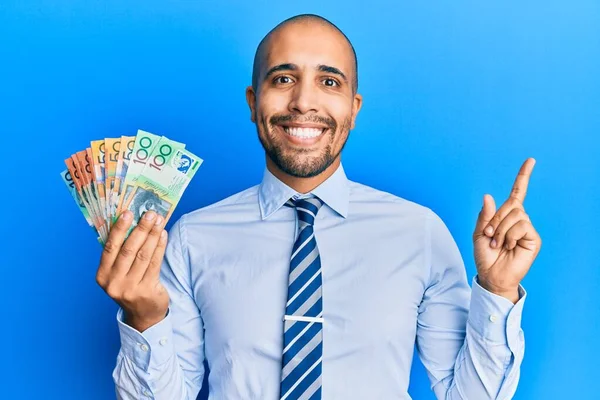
[1,1,598,399]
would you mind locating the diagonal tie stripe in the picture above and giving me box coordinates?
[281,196,324,400]
[290,230,317,270]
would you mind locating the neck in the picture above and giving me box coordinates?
[266,156,341,194]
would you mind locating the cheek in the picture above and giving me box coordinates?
[258,91,289,115]
[329,103,354,135]
[328,96,354,121]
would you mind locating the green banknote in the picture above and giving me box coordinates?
[123,139,202,229]
[117,130,184,216]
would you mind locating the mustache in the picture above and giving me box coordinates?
[269,114,337,130]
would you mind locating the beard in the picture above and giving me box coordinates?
[257,113,352,178]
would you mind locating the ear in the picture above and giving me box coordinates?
[350,93,363,130]
[246,86,257,123]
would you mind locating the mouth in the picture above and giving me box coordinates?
[277,124,328,145]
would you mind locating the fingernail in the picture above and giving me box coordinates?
[144,211,156,221]
[121,211,132,221]
[485,226,494,236]
[155,215,163,226]
[491,239,497,248]
[160,230,167,241]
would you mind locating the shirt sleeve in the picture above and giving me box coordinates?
[112,215,206,400]
[416,210,527,400]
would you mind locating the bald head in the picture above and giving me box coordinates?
[251,14,358,94]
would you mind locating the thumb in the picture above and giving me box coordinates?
[475,194,496,235]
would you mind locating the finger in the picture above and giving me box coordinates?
[126,214,165,283]
[141,229,168,285]
[483,197,524,238]
[509,157,536,204]
[97,211,133,286]
[474,194,496,236]
[504,219,536,251]
[110,211,159,278]
[490,208,530,249]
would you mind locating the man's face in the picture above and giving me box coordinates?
[179,158,190,169]
[247,22,362,178]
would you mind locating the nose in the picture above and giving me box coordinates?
[288,79,319,114]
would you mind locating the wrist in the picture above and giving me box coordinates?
[124,310,168,333]
[476,276,520,304]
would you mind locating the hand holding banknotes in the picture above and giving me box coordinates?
[95,209,169,333]
[62,129,203,331]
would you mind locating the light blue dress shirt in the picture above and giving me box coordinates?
[113,163,526,400]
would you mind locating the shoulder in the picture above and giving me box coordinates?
[176,184,260,228]
[347,179,435,220]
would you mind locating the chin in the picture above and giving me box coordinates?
[269,148,337,178]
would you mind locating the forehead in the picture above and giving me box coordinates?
[263,22,353,73]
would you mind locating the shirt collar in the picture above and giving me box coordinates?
[258,163,350,220]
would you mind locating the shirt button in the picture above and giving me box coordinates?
[159,338,168,346]
[140,344,149,352]
[489,314,498,323]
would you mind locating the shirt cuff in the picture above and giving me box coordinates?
[116,307,175,372]
[468,276,527,351]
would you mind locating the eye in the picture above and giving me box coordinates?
[322,78,339,87]
[274,76,293,84]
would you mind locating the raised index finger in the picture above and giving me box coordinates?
[509,157,536,203]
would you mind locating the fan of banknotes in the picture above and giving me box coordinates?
[60,129,203,244]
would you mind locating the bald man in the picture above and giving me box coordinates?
[100,13,541,400]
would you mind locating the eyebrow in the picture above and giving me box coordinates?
[317,64,348,83]
[264,63,348,83]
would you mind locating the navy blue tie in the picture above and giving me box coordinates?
[280,195,324,400]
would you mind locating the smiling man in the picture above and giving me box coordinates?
[248,16,360,187]
[101,13,541,400]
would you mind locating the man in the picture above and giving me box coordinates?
[97,14,541,400]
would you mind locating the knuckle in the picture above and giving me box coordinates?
[512,198,524,209]
[135,249,151,263]
[146,226,161,238]
[105,283,122,300]
[490,215,501,225]
[137,220,152,232]
[508,208,524,220]
[121,288,139,303]
[516,219,527,228]
[103,239,118,255]
[95,273,107,288]
[510,208,522,217]
[119,245,135,258]
[494,228,505,239]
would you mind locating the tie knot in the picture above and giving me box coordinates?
[286,195,324,226]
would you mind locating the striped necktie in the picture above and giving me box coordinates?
[280,195,324,400]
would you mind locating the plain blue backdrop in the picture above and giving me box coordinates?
[1,1,598,399]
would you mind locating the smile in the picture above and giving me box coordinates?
[276,124,329,146]
[283,126,326,138]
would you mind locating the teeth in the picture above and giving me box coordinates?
[284,127,324,138]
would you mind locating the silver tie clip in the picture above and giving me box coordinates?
[284,315,324,323]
